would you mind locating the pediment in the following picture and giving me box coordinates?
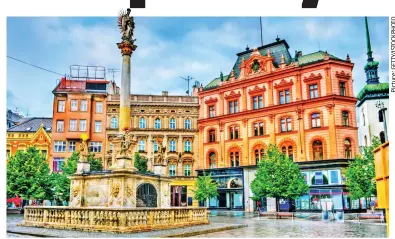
[336,71,351,80]
[303,73,323,82]
[205,97,218,104]
[274,79,294,89]
[224,91,241,100]
[248,85,267,95]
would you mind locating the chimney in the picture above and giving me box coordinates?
[162,91,168,96]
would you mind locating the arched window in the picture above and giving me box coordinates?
[313,140,323,160]
[311,113,321,128]
[254,148,265,165]
[288,146,293,160]
[363,113,366,126]
[155,118,161,129]
[169,140,176,152]
[230,151,240,167]
[184,119,191,129]
[281,145,293,160]
[342,111,349,126]
[380,131,386,144]
[110,117,118,129]
[344,139,352,159]
[254,122,264,136]
[139,117,146,129]
[209,152,216,168]
[209,130,216,142]
[184,140,191,152]
[169,118,176,129]
[229,126,239,140]
[364,135,368,146]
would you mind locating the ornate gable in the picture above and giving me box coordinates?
[205,97,218,104]
[30,125,51,144]
[248,85,267,95]
[336,71,351,80]
[239,48,275,78]
[224,91,241,100]
[303,73,323,82]
[274,79,294,89]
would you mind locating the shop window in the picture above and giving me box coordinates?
[330,170,340,184]
[171,186,187,207]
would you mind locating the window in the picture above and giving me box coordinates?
[41,150,47,159]
[53,158,65,172]
[254,122,264,136]
[339,82,346,96]
[228,100,239,114]
[95,121,102,132]
[80,100,87,111]
[184,140,191,152]
[69,141,76,152]
[254,148,265,164]
[281,145,293,160]
[71,100,78,111]
[154,118,161,129]
[184,119,191,129]
[138,140,145,152]
[314,172,324,185]
[342,111,349,126]
[209,130,216,142]
[89,142,102,153]
[313,140,323,160]
[344,139,352,159]
[153,140,158,152]
[169,118,176,129]
[139,118,146,129]
[56,120,64,132]
[54,141,66,152]
[6,150,10,159]
[229,126,239,140]
[184,164,191,176]
[309,84,319,99]
[279,89,290,104]
[364,135,368,146]
[69,119,77,131]
[79,120,86,131]
[280,117,292,132]
[209,152,216,168]
[230,151,240,167]
[330,170,340,184]
[169,165,176,176]
[95,102,103,113]
[253,95,263,109]
[169,140,176,152]
[362,113,366,126]
[209,106,215,118]
[109,143,113,151]
[378,110,384,122]
[311,113,321,128]
[288,146,293,160]
[380,131,386,144]
[58,100,65,112]
[111,117,118,129]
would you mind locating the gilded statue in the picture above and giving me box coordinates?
[119,132,134,157]
[79,134,89,162]
[118,8,136,43]
[154,143,166,165]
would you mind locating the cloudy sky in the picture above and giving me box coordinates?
[7,17,389,117]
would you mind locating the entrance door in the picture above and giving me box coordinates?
[171,186,187,207]
[136,183,157,207]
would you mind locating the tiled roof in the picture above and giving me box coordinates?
[357,83,389,101]
[296,50,344,66]
[7,117,53,132]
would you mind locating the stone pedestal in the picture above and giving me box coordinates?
[76,161,90,174]
[112,156,137,173]
[153,164,167,176]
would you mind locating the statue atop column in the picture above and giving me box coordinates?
[118,8,136,44]
[154,141,166,165]
[76,133,90,174]
[118,132,134,157]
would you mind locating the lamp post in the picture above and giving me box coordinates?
[375,100,387,142]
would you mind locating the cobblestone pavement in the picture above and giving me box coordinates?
[7,214,246,238]
[192,212,387,238]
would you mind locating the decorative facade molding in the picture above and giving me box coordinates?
[248,85,267,95]
[204,97,218,104]
[274,79,294,89]
[335,71,351,80]
[224,91,241,100]
[303,73,323,82]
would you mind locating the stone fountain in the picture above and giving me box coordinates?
[19,9,208,233]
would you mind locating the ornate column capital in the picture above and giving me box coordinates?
[117,41,137,56]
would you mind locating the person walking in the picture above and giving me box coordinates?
[256,200,262,214]
[370,200,376,213]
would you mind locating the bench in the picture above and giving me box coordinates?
[357,213,384,223]
[275,212,295,219]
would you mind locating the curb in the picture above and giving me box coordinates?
[7,230,61,237]
[164,224,248,237]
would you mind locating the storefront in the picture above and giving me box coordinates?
[170,176,199,207]
[197,168,245,210]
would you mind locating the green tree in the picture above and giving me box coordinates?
[251,144,309,211]
[343,136,381,200]
[193,172,219,207]
[134,153,148,173]
[51,152,103,203]
[7,147,52,200]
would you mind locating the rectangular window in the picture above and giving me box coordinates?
[314,172,323,185]
[184,164,191,176]
[281,119,286,132]
[54,141,66,152]
[287,118,292,131]
[41,150,47,159]
[339,82,346,96]
[285,90,290,103]
[209,106,215,118]
[69,119,77,131]
[330,170,340,184]
[58,100,65,112]
[69,141,76,152]
[153,141,158,152]
[79,120,86,131]
[258,95,263,108]
[71,100,78,111]
[95,102,103,113]
[7,150,11,159]
[229,100,238,114]
[138,140,145,152]
[253,96,258,109]
[95,121,102,132]
[309,84,319,99]
[89,142,102,153]
[56,120,64,132]
[229,101,234,114]
[234,101,239,113]
[279,90,290,105]
[169,165,176,176]
[209,130,215,142]
[80,100,87,111]
[53,158,65,172]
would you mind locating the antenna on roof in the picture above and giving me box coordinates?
[180,76,194,96]
[259,17,264,46]
[108,69,120,82]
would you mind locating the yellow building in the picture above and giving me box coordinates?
[6,118,52,162]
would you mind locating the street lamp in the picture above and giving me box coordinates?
[375,100,388,142]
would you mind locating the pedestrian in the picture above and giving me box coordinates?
[256,200,261,214]
[370,200,376,213]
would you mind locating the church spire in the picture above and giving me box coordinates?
[364,16,380,84]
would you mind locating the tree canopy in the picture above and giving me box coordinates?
[193,172,219,205]
[7,147,52,200]
[134,153,148,173]
[343,136,381,200]
[251,144,309,201]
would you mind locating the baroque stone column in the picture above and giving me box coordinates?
[117,41,137,132]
